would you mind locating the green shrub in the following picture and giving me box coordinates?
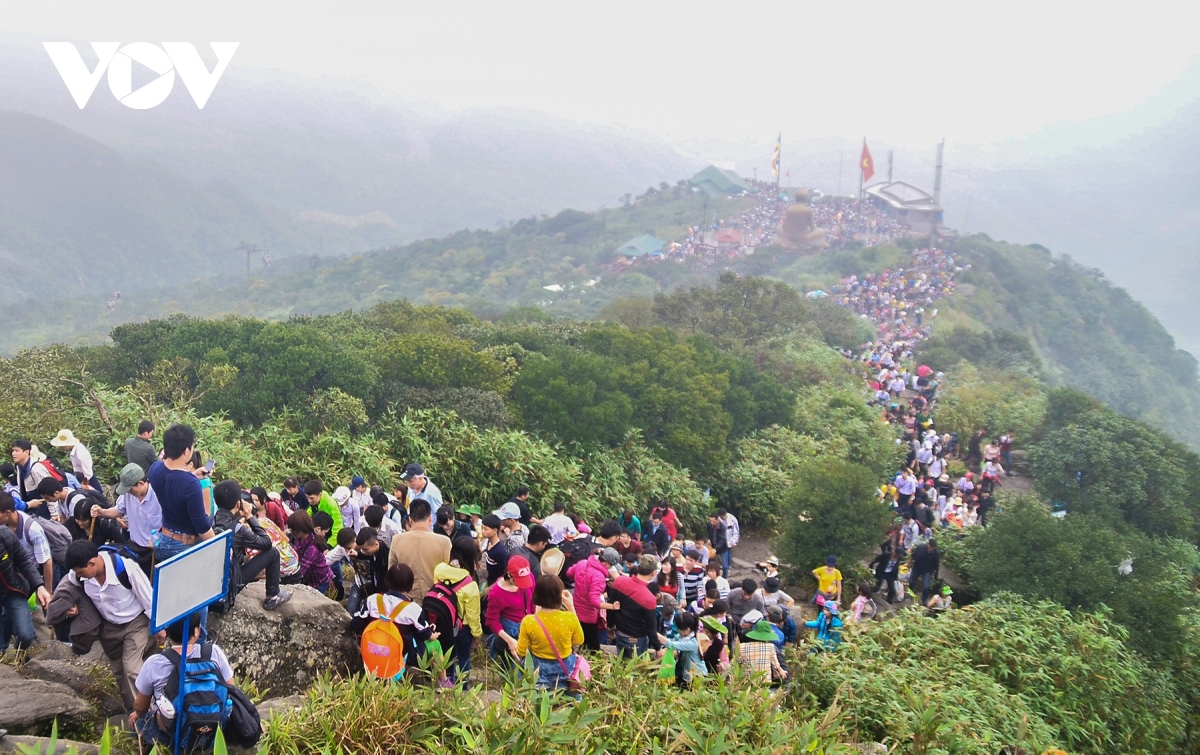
[793,595,1187,755]
[263,657,852,755]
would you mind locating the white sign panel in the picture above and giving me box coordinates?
[150,531,232,633]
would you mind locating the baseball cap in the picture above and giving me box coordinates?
[637,555,658,576]
[400,462,425,481]
[826,555,837,567]
[115,463,146,495]
[332,486,351,504]
[766,605,784,622]
[495,502,522,520]
[942,585,953,596]
[825,601,839,615]
[507,555,535,589]
[351,475,366,489]
[741,609,764,625]
[599,548,620,566]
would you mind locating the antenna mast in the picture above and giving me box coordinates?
[933,139,944,205]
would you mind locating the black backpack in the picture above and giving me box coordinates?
[222,683,263,747]
[558,538,595,589]
[422,576,471,653]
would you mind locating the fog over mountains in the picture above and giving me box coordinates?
[1,38,1197,356]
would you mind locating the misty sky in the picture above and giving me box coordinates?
[5,0,1198,152]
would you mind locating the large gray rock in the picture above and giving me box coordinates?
[207,583,359,696]
[0,670,92,732]
[0,735,100,755]
[20,660,124,719]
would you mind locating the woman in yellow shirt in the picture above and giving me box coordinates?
[812,555,843,604]
[516,574,584,695]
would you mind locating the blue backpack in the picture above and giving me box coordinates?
[97,545,140,590]
[163,642,233,750]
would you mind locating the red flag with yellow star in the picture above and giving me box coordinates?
[860,140,875,182]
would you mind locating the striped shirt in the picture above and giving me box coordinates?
[682,567,707,604]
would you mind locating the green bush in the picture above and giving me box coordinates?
[773,459,892,580]
[793,595,1187,755]
[263,657,852,755]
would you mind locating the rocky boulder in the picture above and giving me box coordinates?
[207,583,359,696]
[20,659,124,719]
[0,665,93,734]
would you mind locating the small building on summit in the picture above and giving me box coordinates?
[688,165,748,197]
[864,181,943,234]
[616,234,667,259]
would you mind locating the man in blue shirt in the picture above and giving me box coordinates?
[146,424,214,564]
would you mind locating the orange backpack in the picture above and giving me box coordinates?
[360,594,411,681]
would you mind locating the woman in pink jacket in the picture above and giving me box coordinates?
[567,548,617,651]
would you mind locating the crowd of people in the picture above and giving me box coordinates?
[835,246,1007,612]
[0,243,1024,750]
[640,188,791,269]
[811,196,910,250]
[0,416,815,747]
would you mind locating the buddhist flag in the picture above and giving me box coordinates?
[770,133,781,179]
[860,140,875,182]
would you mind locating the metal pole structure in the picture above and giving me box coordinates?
[933,139,945,206]
[173,612,191,754]
[858,138,865,203]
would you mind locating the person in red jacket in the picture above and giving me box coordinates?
[604,555,662,658]
[566,547,618,650]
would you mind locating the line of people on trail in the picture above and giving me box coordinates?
[838,246,1012,615]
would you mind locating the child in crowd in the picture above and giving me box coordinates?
[849,583,877,622]
[288,511,334,594]
[657,611,705,688]
[324,527,357,601]
[355,563,438,670]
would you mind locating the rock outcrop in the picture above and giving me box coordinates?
[0,665,93,734]
[207,583,360,696]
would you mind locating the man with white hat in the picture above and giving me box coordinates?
[494,502,529,549]
[49,430,100,491]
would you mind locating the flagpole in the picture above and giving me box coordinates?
[858,138,864,203]
[776,133,781,192]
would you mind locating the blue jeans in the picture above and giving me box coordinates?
[451,630,474,682]
[918,571,933,603]
[720,549,732,578]
[529,653,577,692]
[0,591,36,653]
[489,618,522,665]
[614,631,648,658]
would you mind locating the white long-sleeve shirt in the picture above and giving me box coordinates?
[69,443,95,481]
[69,552,154,625]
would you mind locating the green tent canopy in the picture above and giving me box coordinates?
[616,234,667,257]
[688,165,748,196]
